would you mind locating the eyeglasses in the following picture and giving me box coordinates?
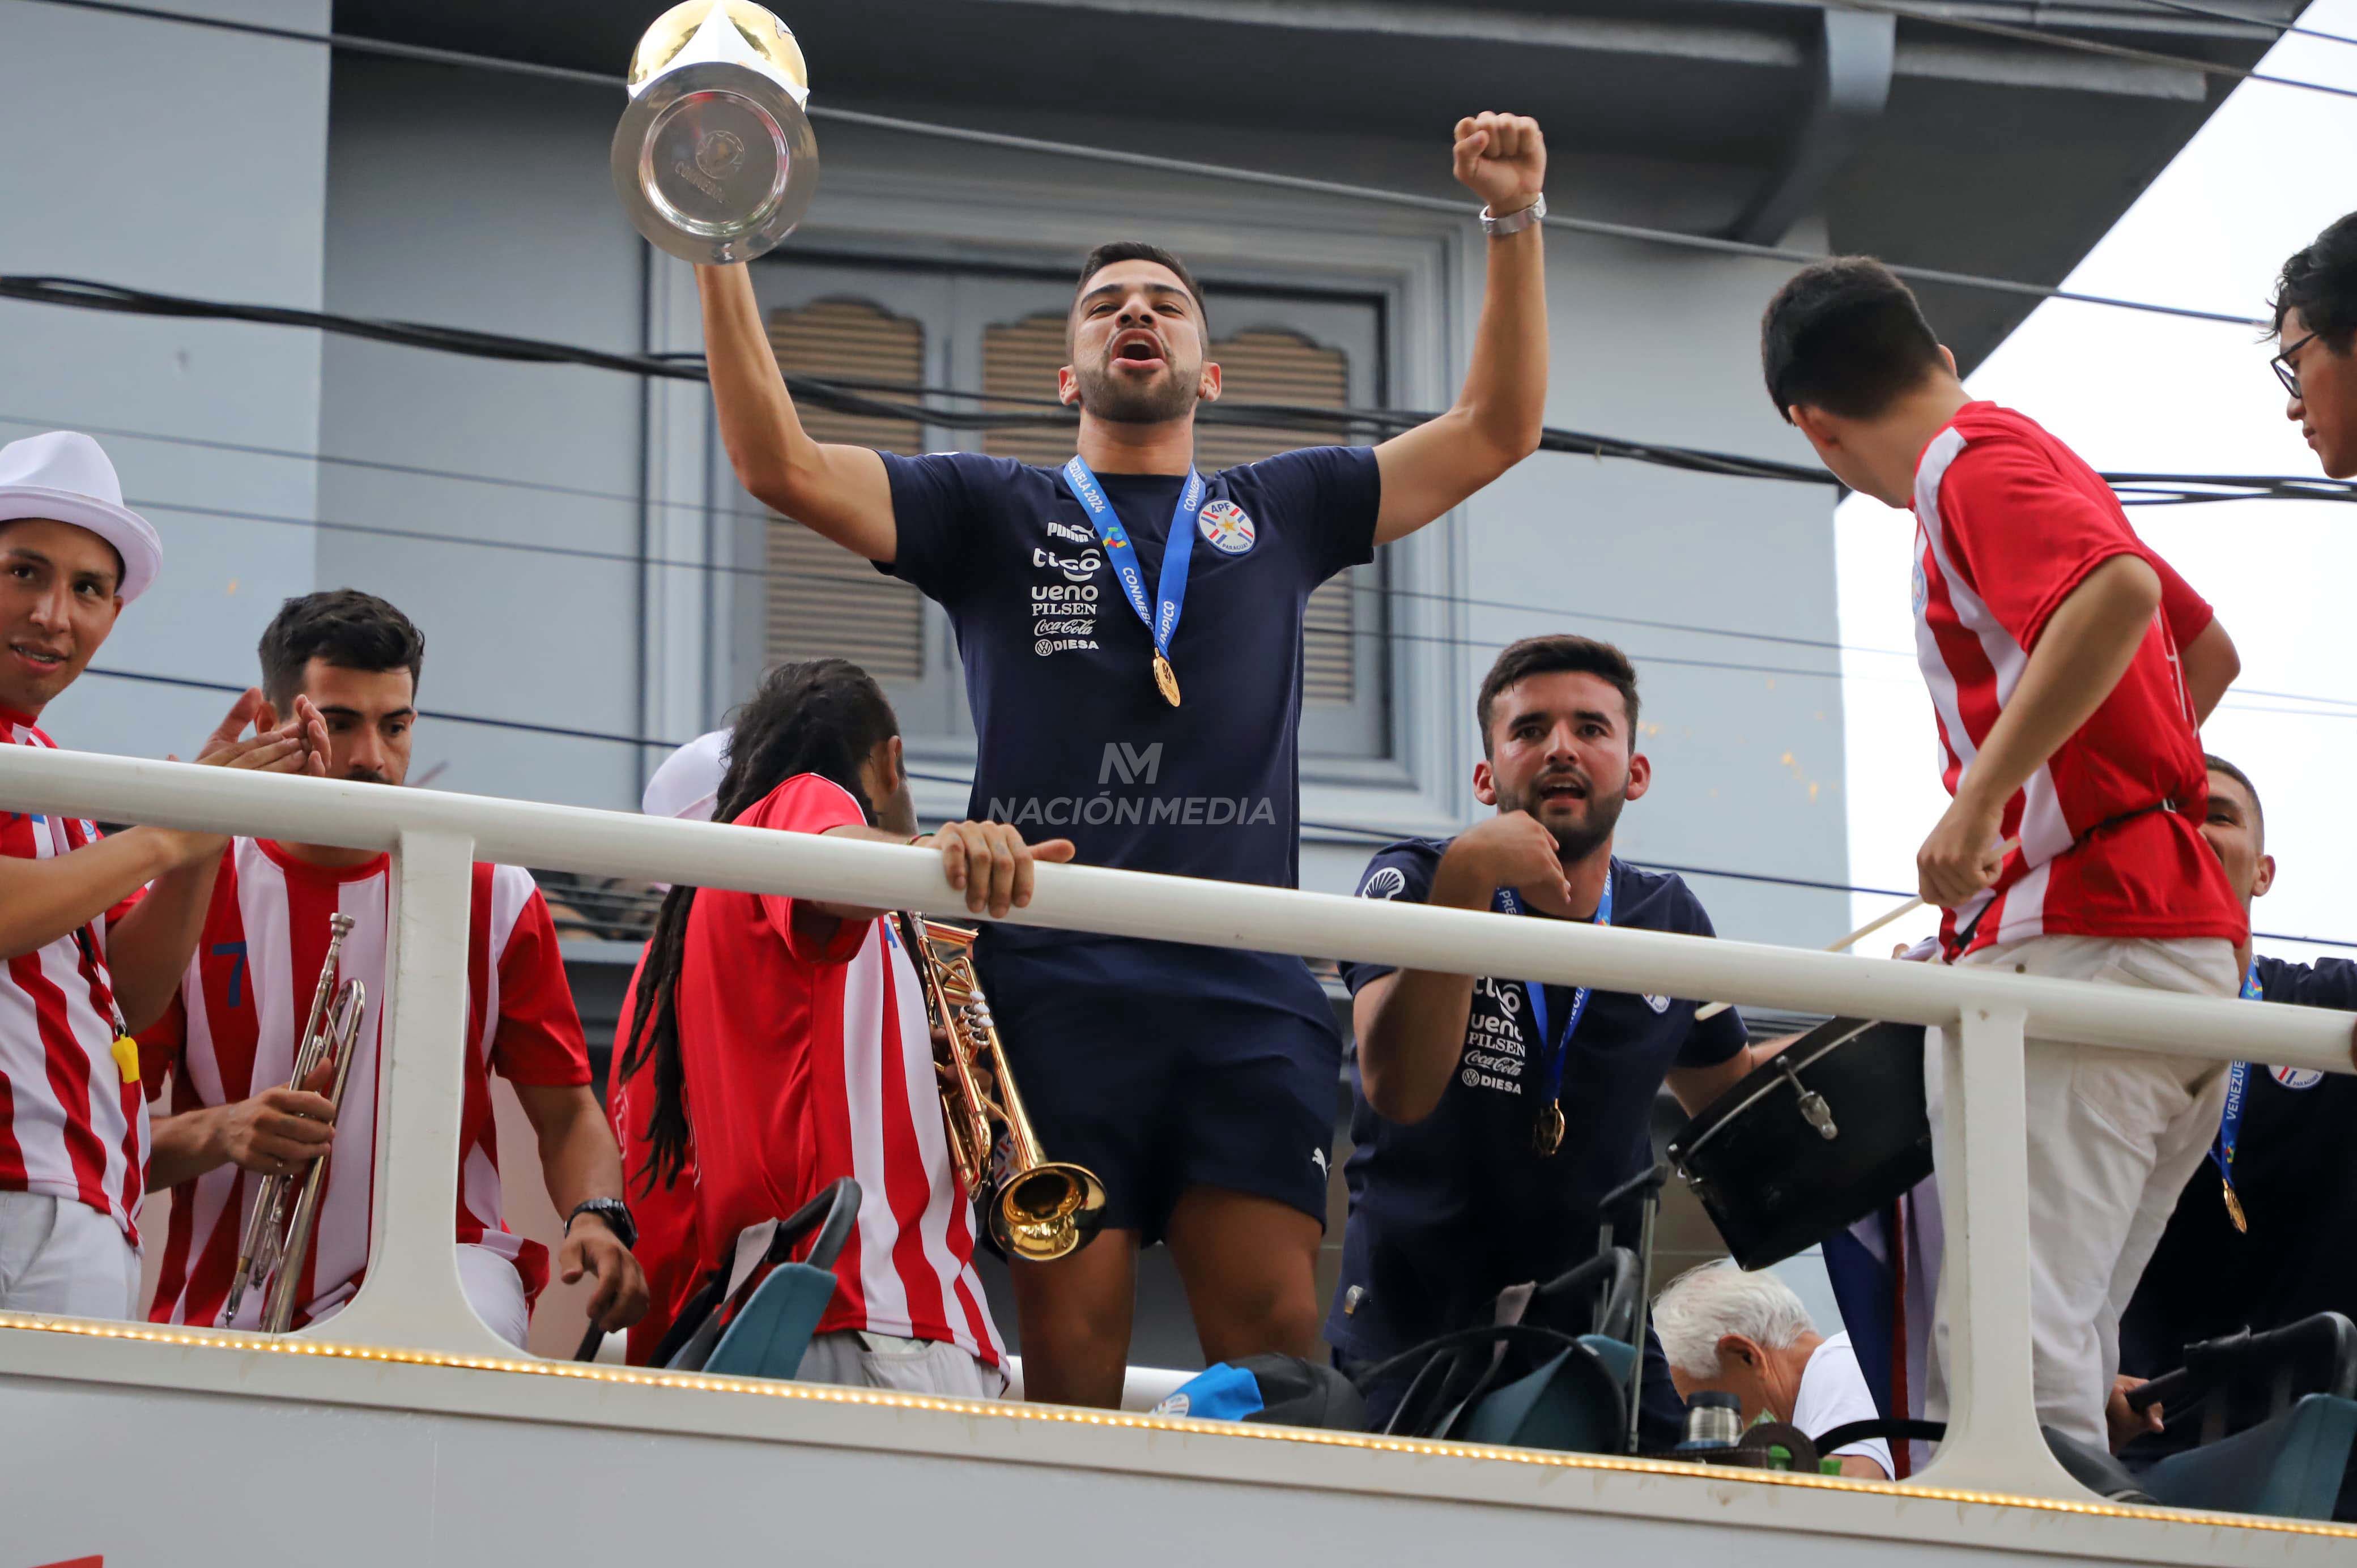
[2273,331,2318,398]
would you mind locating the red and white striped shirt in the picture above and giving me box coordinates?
[138,839,591,1330]
[673,774,1003,1364]
[1909,402,2245,956]
[0,713,147,1240]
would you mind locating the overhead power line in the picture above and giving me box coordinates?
[75,663,2357,953]
[1829,0,2357,101]
[7,0,2279,329]
[10,411,2352,679]
[8,279,2347,513]
[2131,0,2357,48]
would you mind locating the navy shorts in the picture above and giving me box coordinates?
[976,937,1341,1247]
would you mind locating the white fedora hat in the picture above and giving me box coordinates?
[0,432,161,603]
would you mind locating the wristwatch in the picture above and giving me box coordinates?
[1481,192,1547,238]
[567,1196,637,1250]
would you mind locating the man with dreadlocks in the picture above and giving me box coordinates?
[622,659,1073,1396]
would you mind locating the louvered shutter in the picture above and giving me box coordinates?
[763,299,927,681]
[980,318,1360,702]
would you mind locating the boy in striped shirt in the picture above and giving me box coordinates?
[1761,260,2245,1454]
[140,590,647,1345]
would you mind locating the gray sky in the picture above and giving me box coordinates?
[1839,0,2357,964]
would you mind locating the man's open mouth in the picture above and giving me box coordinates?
[9,643,67,672]
[1536,776,1589,805]
[1110,330,1167,370]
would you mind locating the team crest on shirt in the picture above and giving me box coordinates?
[2270,1064,2326,1091]
[1197,499,1257,556]
[1911,556,1929,616]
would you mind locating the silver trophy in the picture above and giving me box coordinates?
[611,1,819,264]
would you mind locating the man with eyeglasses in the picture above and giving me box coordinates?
[2270,212,2356,479]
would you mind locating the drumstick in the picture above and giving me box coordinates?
[1691,837,2022,1022]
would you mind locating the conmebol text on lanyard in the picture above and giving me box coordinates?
[1496,872,1614,1158]
[1062,455,1203,708]
[2209,961,2267,1234]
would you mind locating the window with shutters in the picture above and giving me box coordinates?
[761,299,927,681]
[741,257,1389,761]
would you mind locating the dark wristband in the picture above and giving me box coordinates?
[565,1197,637,1250]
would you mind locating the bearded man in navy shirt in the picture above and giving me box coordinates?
[694,114,1551,1406]
[2113,757,2357,1514]
[1336,637,1769,1435]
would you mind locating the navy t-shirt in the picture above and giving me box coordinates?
[1328,838,1748,1360]
[879,448,1378,986]
[2121,955,2357,1379]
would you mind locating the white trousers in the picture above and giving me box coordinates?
[794,1330,1007,1399]
[306,1243,530,1349]
[1924,935,2236,1454]
[0,1191,139,1318]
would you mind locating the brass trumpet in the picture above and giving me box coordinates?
[226,912,368,1333]
[895,914,1106,1262]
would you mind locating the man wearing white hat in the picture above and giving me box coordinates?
[0,431,324,1317]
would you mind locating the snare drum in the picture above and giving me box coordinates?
[1665,1018,1932,1271]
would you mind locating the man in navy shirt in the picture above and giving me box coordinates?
[1336,636,1767,1435]
[694,114,1552,1405]
[2115,757,2357,1514]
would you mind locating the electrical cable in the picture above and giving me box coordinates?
[7,281,2348,513]
[2132,0,2357,48]
[4,0,2284,330]
[18,405,2357,702]
[98,487,2357,716]
[1828,0,2357,102]
[76,662,2357,952]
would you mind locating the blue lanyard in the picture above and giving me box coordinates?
[2209,961,2265,1196]
[1496,871,1614,1109]
[1061,455,1204,672]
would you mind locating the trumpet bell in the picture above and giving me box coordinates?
[990,1162,1108,1263]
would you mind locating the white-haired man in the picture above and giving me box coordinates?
[1654,1260,1892,1480]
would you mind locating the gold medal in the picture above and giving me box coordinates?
[1152,652,1181,708]
[2222,1178,2248,1234]
[1533,1101,1565,1158]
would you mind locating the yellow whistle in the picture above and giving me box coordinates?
[110,1034,139,1085]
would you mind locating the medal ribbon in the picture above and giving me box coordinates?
[1497,871,1614,1115]
[1062,455,1203,675]
[2207,961,2265,1207]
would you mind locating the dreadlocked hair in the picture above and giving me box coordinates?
[618,659,901,1193]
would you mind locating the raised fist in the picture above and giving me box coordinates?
[1452,112,1546,216]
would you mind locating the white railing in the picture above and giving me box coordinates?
[8,743,2351,1502]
